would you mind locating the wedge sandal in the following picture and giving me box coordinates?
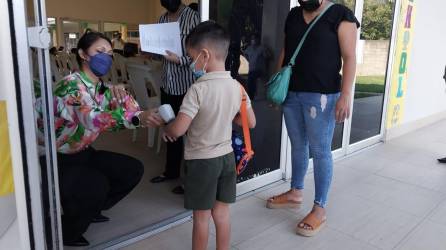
[266,192,302,209]
[295,211,326,237]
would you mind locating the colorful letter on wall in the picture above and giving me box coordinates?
[386,0,416,129]
[0,101,14,196]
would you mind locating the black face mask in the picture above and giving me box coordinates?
[161,0,181,13]
[298,0,322,12]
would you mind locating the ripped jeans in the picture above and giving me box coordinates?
[283,91,339,208]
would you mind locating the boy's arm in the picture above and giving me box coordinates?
[233,107,256,129]
[164,112,193,138]
[165,84,199,138]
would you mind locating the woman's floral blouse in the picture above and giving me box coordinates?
[36,71,141,154]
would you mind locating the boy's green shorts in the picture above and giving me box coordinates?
[184,152,236,210]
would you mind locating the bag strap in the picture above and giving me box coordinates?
[289,2,334,66]
[239,86,253,156]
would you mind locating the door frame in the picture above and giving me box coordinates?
[345,0,401,155]
[10,0,64,248]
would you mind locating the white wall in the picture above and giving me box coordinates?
[405,0,446,123]
[46,0,198,25]
[386,0,446,138]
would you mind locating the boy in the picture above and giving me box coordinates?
[162,21,256,250]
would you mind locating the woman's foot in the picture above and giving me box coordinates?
[150,175,177,183]
[296,205,327,237]
[91,213,110,223]
[266,189,303,209]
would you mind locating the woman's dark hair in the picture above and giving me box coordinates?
[76,31,112,65]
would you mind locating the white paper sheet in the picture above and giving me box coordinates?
[139,22,183,57]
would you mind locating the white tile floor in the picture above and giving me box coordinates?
[123,120,446,250]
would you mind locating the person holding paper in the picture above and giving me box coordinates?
[149,0,200,195]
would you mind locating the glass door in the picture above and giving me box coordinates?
[24,0,63,249]
[347,0,396,152]
[202,0,287,193]
[331,0,357,156]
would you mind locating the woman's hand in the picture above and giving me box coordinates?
[139,109,164,127]
[161,129,177,143]
[164,50,180,64]
[110,85,127,104]
[335,93,351,123]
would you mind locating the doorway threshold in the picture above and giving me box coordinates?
[90,211,192,250]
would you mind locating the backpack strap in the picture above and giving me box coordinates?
[237,85,254,174]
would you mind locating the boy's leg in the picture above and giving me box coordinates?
[193,210,212,250]
[211,201,231,250]
[213,153,236,250]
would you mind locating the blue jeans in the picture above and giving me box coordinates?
[283,91,339,208]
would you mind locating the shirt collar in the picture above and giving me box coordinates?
[78,71,96,89]
[196,71,232,83]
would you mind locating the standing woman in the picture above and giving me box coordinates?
[150,0,200,195]
[36,31,162,246]
[266,0,359,236]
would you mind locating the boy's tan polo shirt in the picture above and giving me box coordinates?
[179,71,251,160]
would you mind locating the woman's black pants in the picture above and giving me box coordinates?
[40,147,144,242]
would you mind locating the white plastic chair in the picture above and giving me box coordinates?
[114,53,129,83]
[102,60,119,85]
[50,55,63,84]
[68,54,79,72]
[56,52,70,76]
[127,63,162,151]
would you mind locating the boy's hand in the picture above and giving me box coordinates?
[140,109,164,127]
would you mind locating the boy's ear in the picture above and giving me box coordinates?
[202,48,211,60]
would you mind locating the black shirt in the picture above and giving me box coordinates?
[283,4,360,94]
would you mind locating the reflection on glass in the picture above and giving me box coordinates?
[210,0,283,183]
[332,123,344,150]
[350,0,394,144]
[330,0,356,150]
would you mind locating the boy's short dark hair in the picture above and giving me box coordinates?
[186,21,230,60]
